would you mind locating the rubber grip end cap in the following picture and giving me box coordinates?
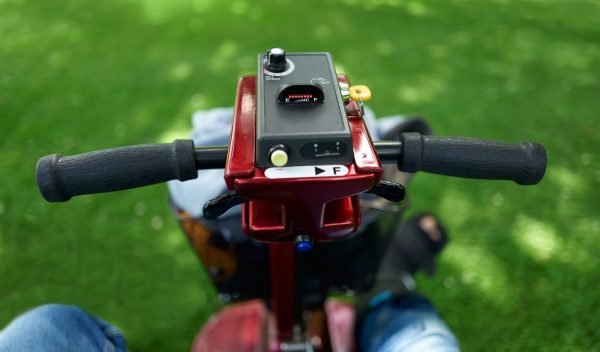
[36,154,70,202]
[517,142,547,185]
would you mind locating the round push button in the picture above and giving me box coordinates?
[270,149,288,167]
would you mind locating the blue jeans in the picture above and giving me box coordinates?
[359,294,459,352]
[0,304,126,352]
[0,296,458,351]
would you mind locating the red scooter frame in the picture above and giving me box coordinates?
[211,74,382,347]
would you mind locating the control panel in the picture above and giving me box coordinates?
[255,48,353,168]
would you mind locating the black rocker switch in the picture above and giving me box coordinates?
[366,180,406,202]
[203,191,247,219]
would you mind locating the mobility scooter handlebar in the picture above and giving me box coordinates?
[36,133,547,203]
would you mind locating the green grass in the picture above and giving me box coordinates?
[1,0,599,350]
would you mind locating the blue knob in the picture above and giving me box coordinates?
[295,235,313,252]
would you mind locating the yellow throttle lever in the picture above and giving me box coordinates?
[349,85,372,102]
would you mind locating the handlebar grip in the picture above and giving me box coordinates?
[36,140,197,202]
[398,133,547,185]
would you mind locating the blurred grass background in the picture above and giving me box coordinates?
[1,0,599,350]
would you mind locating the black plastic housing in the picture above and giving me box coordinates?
[256,52,352,167]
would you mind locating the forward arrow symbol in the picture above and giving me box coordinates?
[315,167,325,175]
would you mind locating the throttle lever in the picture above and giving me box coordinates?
[203,191,247,219]
[366,180,406,202]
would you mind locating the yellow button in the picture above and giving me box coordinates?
[349,85,372,101]
[270,149,288,167]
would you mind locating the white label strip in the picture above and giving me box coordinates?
[264,165,349,179]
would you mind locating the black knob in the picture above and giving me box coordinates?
[265,48,287,72]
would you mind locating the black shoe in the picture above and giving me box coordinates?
[360,213,449,310]
[390,213,449,277]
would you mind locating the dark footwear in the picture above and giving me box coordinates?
[361,214,449,310]
[390,213,449,277]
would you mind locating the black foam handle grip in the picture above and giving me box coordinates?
[36,140,198,202]
[398,133,547,185]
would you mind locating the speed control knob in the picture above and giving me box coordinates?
[265,48,287,72]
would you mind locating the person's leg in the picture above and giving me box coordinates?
[0,304,126,352]
[358,294,459,352]
[357,213,459,351]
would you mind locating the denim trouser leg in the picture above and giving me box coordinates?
[0,304,126,352]
[359,294,460,352]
